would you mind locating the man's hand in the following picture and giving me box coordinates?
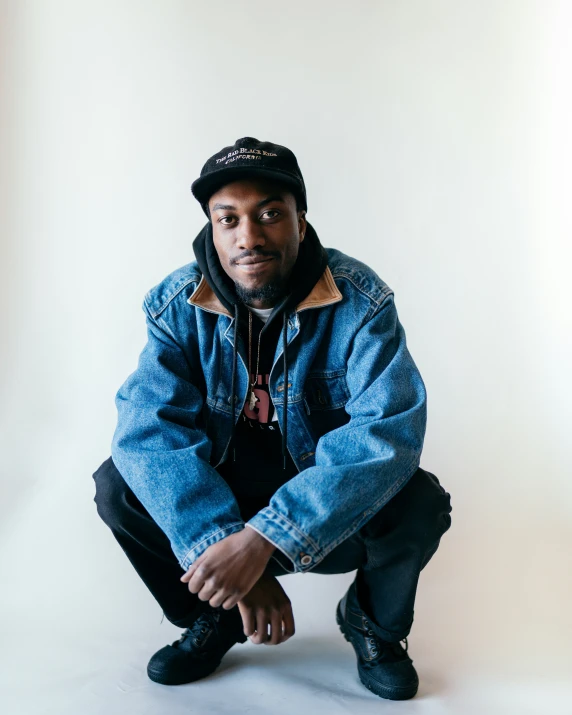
[238,572,295,646]
[180,527,276,610]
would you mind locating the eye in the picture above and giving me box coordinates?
[219,216,236,225]
[261,209,280,219]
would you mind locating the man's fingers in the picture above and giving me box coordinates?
[220,592,240,610]
[209,592,226,608]
[268,611,282,645]
[282,606,295,641]
[180,555,203,583]
[221,594,237,610]
[186,563,211,594]
[180,565,196,583]
[206,588,227,608]
[197,581,217,602]
[238,602,256,637]
[253,609,270,645]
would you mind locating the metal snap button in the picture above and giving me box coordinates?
[300,554,312,566]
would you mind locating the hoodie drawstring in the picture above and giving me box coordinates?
[228,305,289,470]
[230,303,239,462]
[282,311,288,470]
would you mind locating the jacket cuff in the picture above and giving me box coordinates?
[179,521,245,570]
[244,524,295,574]
[246,508,321,573]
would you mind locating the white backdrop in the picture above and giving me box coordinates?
[1,1,571,713]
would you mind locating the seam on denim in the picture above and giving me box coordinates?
[206,395,259,415]
[349,290,395,344]
[146,275,202,319]
[207,399,233,415]
[244,524,298,572]
[331,458,417,552]
[306,402,348,412]
[154,313,181,345]
[262,507,321,553]
[371,291,395,319]
[311,457,420,562]
[253,508,317,552]
[265,394,304,406]
[180,521,245,566]
[331,271,393,307]
[367,457,421,515]
[145,310,198,385]
[307,367,348,379]
[304,374,351,410]
[277,396,319,469]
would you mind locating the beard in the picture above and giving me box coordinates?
[233,277,288,307]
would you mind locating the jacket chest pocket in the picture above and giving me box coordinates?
[303,369,350,411]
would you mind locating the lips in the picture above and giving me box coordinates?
[236,257,274,265]
[234,256,275,274]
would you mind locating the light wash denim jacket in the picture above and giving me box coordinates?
[111,247,427,574]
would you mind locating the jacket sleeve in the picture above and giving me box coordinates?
[245,292,427,573]
[110,298,245,570]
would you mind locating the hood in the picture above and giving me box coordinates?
[191,219,329,471]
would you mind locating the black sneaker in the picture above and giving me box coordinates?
[335,579,419,700]
[147,603,248,685]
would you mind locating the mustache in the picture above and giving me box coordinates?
[231,249,279,264]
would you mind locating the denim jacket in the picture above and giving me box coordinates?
[111,247,427,574]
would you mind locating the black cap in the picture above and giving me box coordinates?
[191,136,307,218]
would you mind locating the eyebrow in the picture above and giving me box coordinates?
[211,194,287,212]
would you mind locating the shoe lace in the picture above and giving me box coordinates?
[362,617,409,659]
[179,607,222,650]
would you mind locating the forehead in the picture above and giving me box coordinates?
[209,177,294,209]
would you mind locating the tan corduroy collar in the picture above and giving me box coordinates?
[187,265,342,318]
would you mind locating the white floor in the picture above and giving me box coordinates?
[1,466,570,715]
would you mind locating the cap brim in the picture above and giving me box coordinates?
[191,166,304,208]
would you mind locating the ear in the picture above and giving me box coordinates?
[298,210,307,242]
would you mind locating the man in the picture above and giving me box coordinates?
[93,136,452,701]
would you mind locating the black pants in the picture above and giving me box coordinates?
[92,457,452,642]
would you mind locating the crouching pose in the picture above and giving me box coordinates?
[93,136,452,701]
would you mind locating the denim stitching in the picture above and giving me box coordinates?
[307,367,347,379]
[146,275,201,319]
[302,457,420,565]
[263,507,321,553]
[180,521,245,568]
[330,271,393,307]
[244,523,298,573]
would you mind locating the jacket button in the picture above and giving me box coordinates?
[300,554,312,566]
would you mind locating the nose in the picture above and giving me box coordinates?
[236,216,266,252]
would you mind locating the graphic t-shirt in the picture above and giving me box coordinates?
[242,305,278,426]
[216,305,299,501]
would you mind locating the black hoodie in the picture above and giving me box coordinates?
[192,220,328,501]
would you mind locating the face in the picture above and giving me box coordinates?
[208,178,306,309]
